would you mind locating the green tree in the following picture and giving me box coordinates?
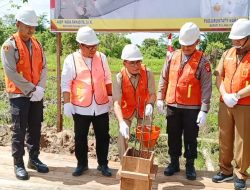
[1,14,16,26]
[141,38,167,59]
[204,41,226,69]
[36,30,56,54]
[172,35,181,50]
[98,33,131,58]
[36,14,50,32]
[61,33,78,55]
[200,32,231,51]
[0,19,16,46]
[9,0,29,8]
[141,38,158,48]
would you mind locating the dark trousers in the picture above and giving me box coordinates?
[10,97,43,158]
[166,106,199,159]
[73,112,110,167]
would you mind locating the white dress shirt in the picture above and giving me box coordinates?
[61,50,112,116]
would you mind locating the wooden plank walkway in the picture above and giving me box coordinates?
[0,146,249,190]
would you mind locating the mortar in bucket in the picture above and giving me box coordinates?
[136,125,160,148]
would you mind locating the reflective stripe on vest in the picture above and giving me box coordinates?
[166,50,202,106]
[223,48,250,105]
[5,33,43,94]
[71,51,109,107]
[121,65,149,119]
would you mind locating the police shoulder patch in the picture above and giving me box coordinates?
[2,44,10,52]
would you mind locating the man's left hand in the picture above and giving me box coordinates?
[196,111,207,127]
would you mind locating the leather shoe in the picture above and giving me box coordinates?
[234,177,246,190]
[72,165,88,176]
[28,158,49,173]
[14,157,29,180]
[14,165,29,180]
[164,157,180,176]
[186,165,196,180]
[97,165,112,177]
[185,159,196,180]
[164,163,180,176]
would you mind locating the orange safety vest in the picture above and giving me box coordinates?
[5,33,43,94]
[166,50,203,106]
[121,65,149,119]
[223,48,250,105]
[71,51,109,107]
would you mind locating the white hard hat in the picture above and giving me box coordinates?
[76,26,99,45]
[179,22,200,46]
[121,44,143,61]
[229,19,250,40]
[15,7,38,26]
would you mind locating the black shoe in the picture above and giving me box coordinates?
[164,156,180,176]
[212,172,234,183]
[234,177,246,190]
[97,165,112,177]
[14,157,29,180]
[186,165,196,180]
[27,158,49,173]
[72,165,88,176]
[185,159,196,180]
[164,163,180,176]
[14,165,29,180]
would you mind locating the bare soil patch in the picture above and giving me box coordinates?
[0,125,120,162]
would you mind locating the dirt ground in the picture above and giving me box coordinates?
[0,125,120,162]
[0,125,11,146]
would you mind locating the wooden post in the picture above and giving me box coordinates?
[56,32,62,132]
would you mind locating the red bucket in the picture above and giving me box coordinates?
[136,125,160,148]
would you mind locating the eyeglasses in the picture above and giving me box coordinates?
[80,44,98,50]
[125,60,141,66]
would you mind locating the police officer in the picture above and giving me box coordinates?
[113,44,156,159]
[157,22,212,180]
[1,7,49,180]
[212,19,250,190]
[61,26,112,177]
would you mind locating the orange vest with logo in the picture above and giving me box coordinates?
[166,50,203,106]
[5,33,43,94]
[121,65,149,119]
[223,48,250,105]
[71,51,109,107]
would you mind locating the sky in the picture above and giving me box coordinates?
[0,0,49,18]
[0,0,163,45]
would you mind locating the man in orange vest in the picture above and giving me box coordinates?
[61,26,112,177]
[212,19,250,190]
[1,7,49,180]
[157,22,212,180]
[113,44,156,159]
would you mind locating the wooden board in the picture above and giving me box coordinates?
[0,146,249,190]
[120,178,152,190]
